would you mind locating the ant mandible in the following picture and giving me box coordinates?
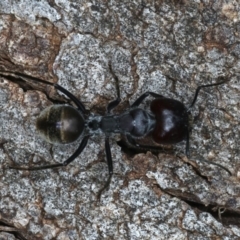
[9,64,231,199]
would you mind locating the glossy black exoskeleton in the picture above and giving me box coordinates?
[8,66,231,199]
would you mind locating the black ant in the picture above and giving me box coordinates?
[8,65,231,199]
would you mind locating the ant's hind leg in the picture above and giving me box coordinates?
[6,72,88,114]
[9,135,90,171]
[38,80,87,114]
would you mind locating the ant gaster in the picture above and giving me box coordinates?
[9,65,231,199]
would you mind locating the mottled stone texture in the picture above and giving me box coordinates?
[0,0,239,239]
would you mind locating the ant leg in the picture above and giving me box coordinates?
[126,133,189,156]
[107,63,121,113]
[125,135,173,153]
[54,84,87,114]
[126,135,231,175]
[33,78,87,114]
[2,71,88,114]
[97,137,113,200]
[107,98,121,113]
[9,135,90,170]
[185,129,190,158]
[131,92,164,108]
[188,79,229,110]
[96,63,121,199]
[107,65,165,111]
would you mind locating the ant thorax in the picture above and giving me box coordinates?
[86,108,156,139]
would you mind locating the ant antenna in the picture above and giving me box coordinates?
[188,79,229,111]
[196,158,231,176]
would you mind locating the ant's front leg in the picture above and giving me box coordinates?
[131,92,164,108]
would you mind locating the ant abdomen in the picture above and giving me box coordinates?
[36,105,85,144]
[150,98,189,144]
